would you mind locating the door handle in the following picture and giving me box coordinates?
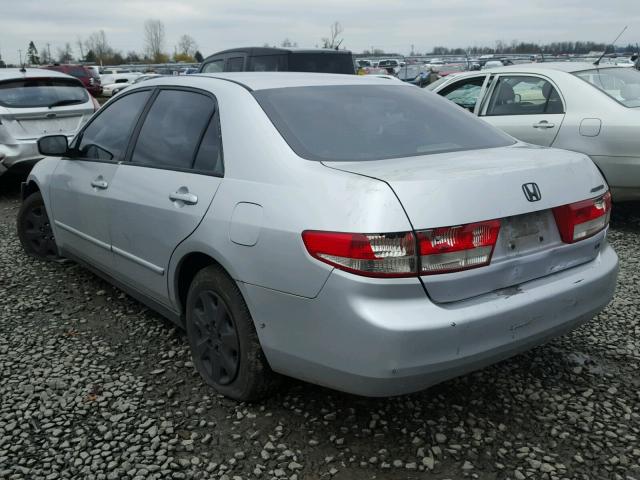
[169,192,198,205]
[91,179,108,189]
[533,121,555,129]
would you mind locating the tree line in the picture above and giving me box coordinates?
[22,19,203,66]
[428,41,639,56]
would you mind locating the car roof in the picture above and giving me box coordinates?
[179,72,407,91]
[479,61,621,74]
[203,47,352,60]
[0,67,77,81]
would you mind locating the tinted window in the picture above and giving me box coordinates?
[76,90,150,161]
[248,55,287,72]
[69,67,88,78]
[193,113,223,175]
[486,76,564,115]
[202,60,224,73]
[0,78,88,108]
[439,76,485,111]
[254,85,514,162]
[131,90,214,169]
[575,67,640,108]
[288,53,355,74]
[226,57,245,72]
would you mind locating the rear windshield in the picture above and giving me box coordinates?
[254,85,515,161]
[574,67,640,107]
[288,53,354,74]
[0,78,88,108]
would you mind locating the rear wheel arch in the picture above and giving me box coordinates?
[175,251,236,315]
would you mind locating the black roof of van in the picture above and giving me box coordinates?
[202,47,352,61]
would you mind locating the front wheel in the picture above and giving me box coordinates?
[186,265,280,401]
[17,192,61,261]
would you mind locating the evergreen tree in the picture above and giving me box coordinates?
[194,50,204,63]
[26,41,40,65]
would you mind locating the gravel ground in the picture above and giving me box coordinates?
[1,173,639,480]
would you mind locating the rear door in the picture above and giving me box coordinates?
[107,88,223,305]
[479,74,566,146]
[50,89,152,272]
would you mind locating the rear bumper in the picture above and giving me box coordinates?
[244,244,618,396]
[0,141,43,175]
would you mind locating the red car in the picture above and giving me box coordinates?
[42,64,102,97]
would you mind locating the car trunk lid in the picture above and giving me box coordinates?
[323,144,608,302]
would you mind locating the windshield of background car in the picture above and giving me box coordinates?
[575,67,640,107]
[0,78,89,108]
[254,85,515,161]
[288,53,355,74]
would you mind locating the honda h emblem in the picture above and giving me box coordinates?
[522,183,541,202]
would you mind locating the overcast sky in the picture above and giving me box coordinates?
[1,0,639,63]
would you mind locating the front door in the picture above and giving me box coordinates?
[50,89,152,272]
[108,88,224,306]
[479,74,566,146]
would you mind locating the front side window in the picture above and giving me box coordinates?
[574,67,640,107]
[202,60,224,73]
[254,84,514,162]
[0,78,88,108]
[439,76,486,111]
[131,90,215,170]
[485,76,564,116]
[226,57,245,72]
[76,90,150,161]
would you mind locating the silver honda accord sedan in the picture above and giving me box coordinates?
[18,73,618,400]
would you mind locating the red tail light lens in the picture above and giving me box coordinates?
[552,192,611,244]
[416,220,501,274]
[302,231,417,278]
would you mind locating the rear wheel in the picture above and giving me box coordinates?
[186,265,280,401]
[17,192,60,261]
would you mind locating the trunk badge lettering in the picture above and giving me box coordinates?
[522,183,541,202]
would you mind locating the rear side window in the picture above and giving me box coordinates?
[288,53,354,74]
[76,90,151,161]
[254,85,514,162]
[193,113,224,175]
[248,55,287,72]
[485,76,564,116]
[69,67,88,78]
[131,90,215,170]
[226,57,245,72]
[0,78,88,108]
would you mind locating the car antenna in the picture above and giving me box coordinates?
[594,25,628,66]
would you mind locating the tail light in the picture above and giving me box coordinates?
[302,231,417,278]
[91,96,101,112]
[416,220,501,274]
[552,192,611,244]
[302,219,501,278]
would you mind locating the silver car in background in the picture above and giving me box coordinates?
[428,63,640,201]
[0,68,95,176]
[19,73,618,400]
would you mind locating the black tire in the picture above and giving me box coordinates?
[186,265,280,401]
[17,192,60,261]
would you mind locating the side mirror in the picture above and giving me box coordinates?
[37,135,69,156]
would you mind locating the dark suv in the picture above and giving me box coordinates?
[43,64,102,96]
[198,47,355,74]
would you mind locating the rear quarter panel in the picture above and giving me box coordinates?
[167,78,412,303]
